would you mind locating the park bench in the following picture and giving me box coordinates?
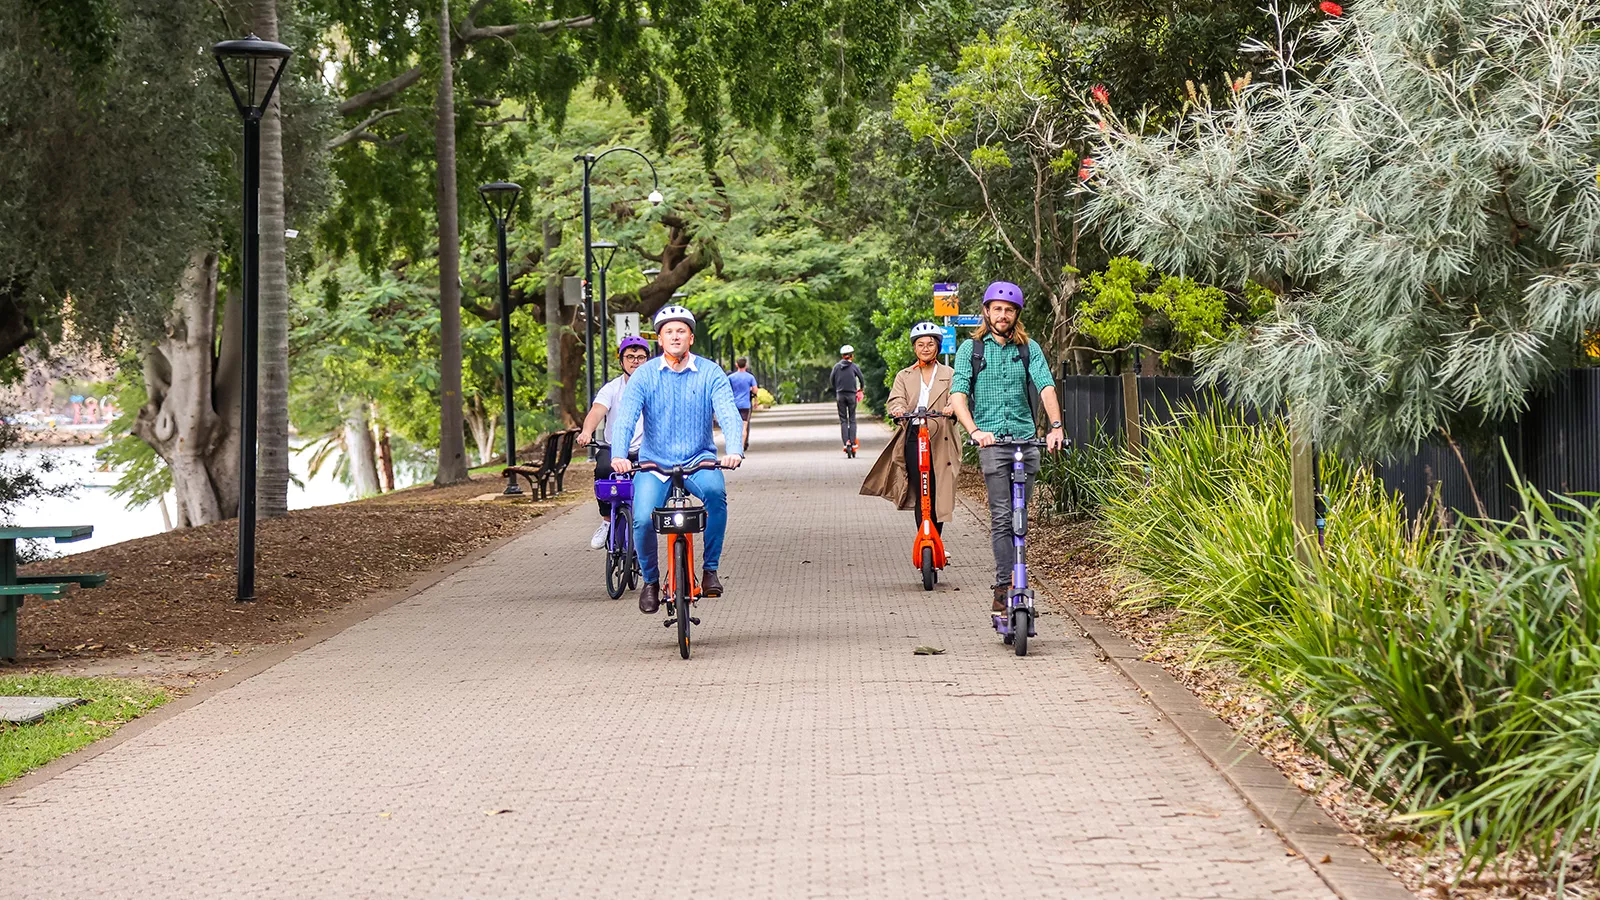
[0,526,106,661]
[502,429,578,499]
[550,428,579,494]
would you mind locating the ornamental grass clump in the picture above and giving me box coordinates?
[1285,479,1600,877]
[1099,403,1426,676]
[1100,404,1600,874]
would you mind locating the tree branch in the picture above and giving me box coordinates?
[327,108,408,149]
[337,67,426,116]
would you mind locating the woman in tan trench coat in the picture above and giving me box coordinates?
[860,323,961,532]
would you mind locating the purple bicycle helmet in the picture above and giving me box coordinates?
[617,335,650,358]
[983,280,1025,309]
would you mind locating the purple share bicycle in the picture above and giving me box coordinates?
[590,442,640,599]
[975,435,1052,656]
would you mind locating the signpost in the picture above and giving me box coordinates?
[940,326,957,355]
[933,282,960,316]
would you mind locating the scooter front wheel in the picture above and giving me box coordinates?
[920,547,935,591]
[675,538,692,659]
[1012,607,1030,657]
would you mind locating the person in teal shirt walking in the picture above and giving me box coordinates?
[949,281,1067,612]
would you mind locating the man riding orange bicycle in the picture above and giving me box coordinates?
[607,305,745,615]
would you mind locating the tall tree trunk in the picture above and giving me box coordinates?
[131,249,243,526]
[433,0,469,484]
[252,0,293,518]
[342,399,381,496]
[376,414,396,492]
[542,219,563,416]
[464,393,497,466]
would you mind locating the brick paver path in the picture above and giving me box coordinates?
[1,404,1334,899]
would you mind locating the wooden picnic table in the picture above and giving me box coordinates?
[0,525,104,661]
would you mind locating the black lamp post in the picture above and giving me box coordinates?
[591,241,618,384]
[212,33,292,604]
[478,181,522,495]
[575,147,662,403]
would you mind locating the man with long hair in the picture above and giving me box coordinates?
[949,281,1067,613]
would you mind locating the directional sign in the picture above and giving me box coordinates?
[615,312,641,343]
[932,282,960,317]
[948,314,982,327]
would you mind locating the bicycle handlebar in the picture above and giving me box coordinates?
[632,459,733,475]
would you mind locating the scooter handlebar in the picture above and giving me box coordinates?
[890,407,949,423]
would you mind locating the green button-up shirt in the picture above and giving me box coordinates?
[950,335,1056,438]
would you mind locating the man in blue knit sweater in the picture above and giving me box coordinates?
[609,305,745,614]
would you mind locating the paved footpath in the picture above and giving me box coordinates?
[1,404,1334,899]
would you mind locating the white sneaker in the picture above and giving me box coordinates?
[590,523,609,550]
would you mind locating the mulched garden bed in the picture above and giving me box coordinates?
[9,472,590,666]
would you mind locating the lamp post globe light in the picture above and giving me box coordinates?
[591,241,619,383]
[212,33,292,603]
[575,147,663,403]
[478,181,523,495]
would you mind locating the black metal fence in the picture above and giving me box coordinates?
[1057,369,1600,519]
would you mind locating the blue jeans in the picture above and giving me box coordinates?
[631,467,728,584]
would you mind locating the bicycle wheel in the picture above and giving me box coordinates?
[920,546,934,591]
[605,549,625,599]
[1012,607,1029,657]
[675,537,692,659]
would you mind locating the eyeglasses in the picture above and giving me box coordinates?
[622,353,649,361]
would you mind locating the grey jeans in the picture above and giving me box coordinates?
[979,444,1040,587]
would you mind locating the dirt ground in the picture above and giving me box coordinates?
[9,469,592,668]
[960,472,1597,900]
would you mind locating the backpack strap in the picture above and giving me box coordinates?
[967,336,1042,434]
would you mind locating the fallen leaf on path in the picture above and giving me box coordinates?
[913,646,945,655]
[483,808,514,815]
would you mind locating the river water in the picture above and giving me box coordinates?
[4,444,424,555]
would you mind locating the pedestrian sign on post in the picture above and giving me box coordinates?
[615,312,641,344]
[932,282,960,317]
[941,326,957,355]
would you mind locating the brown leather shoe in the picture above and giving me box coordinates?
[992,584,1008,612]
[638,582,661,614]
[701,569,723,598]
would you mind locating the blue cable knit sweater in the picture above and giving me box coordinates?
[610,354,745,465]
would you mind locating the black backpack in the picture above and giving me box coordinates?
[967,337,1043,434]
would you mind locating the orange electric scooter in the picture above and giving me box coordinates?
[893,408,948,590]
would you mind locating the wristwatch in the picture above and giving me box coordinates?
[1049,421,1063,430]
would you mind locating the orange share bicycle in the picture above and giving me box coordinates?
[635,459,732,659]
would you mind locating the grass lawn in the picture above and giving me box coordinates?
[0,675,168,785]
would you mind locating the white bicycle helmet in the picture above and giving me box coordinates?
[840,344,855,355]
[653,305,696,330]
[909,321,944,343]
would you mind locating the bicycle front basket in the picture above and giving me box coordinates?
[652,505,707,534]
[594,478,634,503]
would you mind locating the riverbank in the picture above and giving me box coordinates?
[8,471,591,668]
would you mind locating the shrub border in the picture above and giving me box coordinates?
[956,494,1414,900]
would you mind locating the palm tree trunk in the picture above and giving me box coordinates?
[433,0,469,484]
[542,218,563,416]
[253,0,292,517]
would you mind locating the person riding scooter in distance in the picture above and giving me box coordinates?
[862,322,960,537]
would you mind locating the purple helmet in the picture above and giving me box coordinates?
[617,335,650,358]
[983,281,1024,309]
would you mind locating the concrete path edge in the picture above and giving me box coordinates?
[956,493,1414,900]
[0,498,587,804]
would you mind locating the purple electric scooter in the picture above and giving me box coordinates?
[977,436,1052,656]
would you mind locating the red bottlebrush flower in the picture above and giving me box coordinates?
[1319,1,1342,15]
[1078,158,1096,181]
[1091,84,1110,105]
[1097,120,1109,132]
